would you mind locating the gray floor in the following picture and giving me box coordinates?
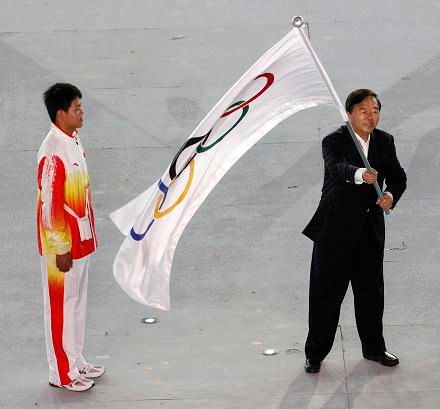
[1,1,440,408]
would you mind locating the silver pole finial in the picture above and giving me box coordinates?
[292,16,304,28]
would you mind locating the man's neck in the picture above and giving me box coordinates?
[54,122,75,137]
[354,131,369,143]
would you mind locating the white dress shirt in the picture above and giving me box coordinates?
[352,132,393,202]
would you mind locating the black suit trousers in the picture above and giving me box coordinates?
[305,214,386,361]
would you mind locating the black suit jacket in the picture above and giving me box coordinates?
[303,125,407,253]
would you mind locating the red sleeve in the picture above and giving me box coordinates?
[39,155,71,254]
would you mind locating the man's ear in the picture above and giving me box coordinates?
[55,109,65,123]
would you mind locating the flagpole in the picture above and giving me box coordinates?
[292,16,389,214]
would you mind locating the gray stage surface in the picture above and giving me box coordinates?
[1,1,439,408]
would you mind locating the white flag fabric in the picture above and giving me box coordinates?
[110,26,347,311]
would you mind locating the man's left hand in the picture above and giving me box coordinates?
[376,192,393,210]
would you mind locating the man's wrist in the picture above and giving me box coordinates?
[354,168,366,185]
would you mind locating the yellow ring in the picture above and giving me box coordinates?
[154,159,195,219]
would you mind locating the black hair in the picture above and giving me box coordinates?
[43,83,82,123]
[345,89,381,113]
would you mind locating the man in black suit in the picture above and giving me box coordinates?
[302,89,407,373]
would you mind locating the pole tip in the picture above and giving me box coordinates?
[291,16,304,28]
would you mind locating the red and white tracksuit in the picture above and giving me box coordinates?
[37,124,98,386]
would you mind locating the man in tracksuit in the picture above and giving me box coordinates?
[37,83,105,391]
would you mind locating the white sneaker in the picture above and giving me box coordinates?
[49,375,94,392]
[79,363,106,379]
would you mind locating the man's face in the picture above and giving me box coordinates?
[347,96,380,138]
[58,97,84,131]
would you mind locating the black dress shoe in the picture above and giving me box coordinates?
[363,350,399,367]
[304,358,321,373]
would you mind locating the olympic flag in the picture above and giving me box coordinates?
[110,24,347,310]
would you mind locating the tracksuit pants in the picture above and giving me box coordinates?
[41,254,90,386]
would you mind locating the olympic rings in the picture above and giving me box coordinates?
[130,72,275,241]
